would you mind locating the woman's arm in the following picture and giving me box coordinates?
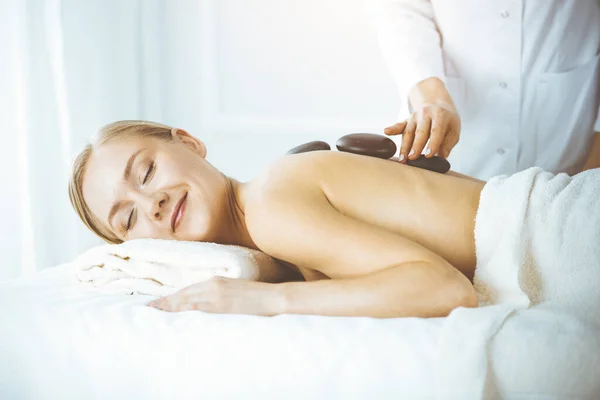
[279,261,476,318]
[150,259,476,318]
[245,178,477,318]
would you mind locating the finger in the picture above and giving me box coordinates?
[399,117,417,163]
[410,116,432,160]
[439,130,459,158]
[425,115,447,158]
[148,296,169,309]
[175,302,199,312]
[439,147,450,159]
[384,121,407,136]
[440,144,456,159]
[152,292,188,312]
[149,300,170,311]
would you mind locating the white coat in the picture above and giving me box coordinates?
[370,0,600,179]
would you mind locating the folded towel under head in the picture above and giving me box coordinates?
[72,238,279,296]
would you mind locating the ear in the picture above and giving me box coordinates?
[171,128,207,158]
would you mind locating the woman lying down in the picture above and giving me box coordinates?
[69,120,600,320]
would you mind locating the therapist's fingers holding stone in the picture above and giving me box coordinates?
[439,129,459,158]
[399,117,417,163]
[410,116,432,160]
[438,116,461,158]
[425,113,448,158]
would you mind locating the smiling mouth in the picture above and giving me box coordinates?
[171,192,188,232]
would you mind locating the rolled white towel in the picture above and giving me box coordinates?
[72,238,280,296]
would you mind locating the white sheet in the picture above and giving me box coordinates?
[0,265,443,399]
[2,265,599,400]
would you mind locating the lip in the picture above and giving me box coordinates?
[171,192,188,232]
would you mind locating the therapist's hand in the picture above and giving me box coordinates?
[384,77,461,162]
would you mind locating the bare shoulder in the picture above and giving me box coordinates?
[243,152,327,238]
[249,152,329,191]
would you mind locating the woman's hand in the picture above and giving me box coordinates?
[384,77,461,162]
[148,277,284,316]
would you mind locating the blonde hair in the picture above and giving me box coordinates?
[68,120,174,243]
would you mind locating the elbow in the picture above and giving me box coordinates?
[426,272,478,318]
[445,281,478,314]
[459,285,479,309]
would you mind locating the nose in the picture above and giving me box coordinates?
[133,191,168,221]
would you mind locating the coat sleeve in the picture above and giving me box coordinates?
[367,0,447,120]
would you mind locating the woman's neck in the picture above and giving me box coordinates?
[217,177,258,250]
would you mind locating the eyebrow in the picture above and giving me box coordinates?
[107,148,146,230]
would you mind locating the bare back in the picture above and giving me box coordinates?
[245,151,485,281]
[314,152,483,278]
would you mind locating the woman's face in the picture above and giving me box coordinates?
[82,132,228,242]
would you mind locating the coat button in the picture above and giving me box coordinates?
[496,148,506,155]
[500,10,510,18]
[499,81,508,89]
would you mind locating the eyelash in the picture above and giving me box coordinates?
[124,161,155,234]
[125,208,135,232]
[143,161,155,184]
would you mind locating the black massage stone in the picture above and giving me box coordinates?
[287,133,451,174]
[404,154,451,174]
[336,133,397,159]
[287,141,331,154]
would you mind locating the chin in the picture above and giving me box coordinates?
[178,191,226,243]
[178,224,216,243]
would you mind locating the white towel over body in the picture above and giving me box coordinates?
[474,167,600,322]
[435,167,600,399]
[72,238,280,296]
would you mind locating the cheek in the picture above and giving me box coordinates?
[130,217,164,240]
[185,180,228,241]
[185,191,219,237]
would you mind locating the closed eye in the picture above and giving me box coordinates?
[143,161,155,184]
[126,208,134,231]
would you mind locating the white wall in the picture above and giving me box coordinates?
[161,0,400,181]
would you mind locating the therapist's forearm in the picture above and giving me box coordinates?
[278,262,477,318]
[408,77,456,111]
[581,132,600,172]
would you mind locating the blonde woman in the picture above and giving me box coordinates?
[69,120,485,318]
